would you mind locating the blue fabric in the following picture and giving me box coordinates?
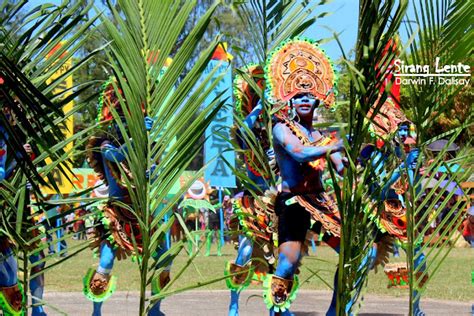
[0,248,17,287]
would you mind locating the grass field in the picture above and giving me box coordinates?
[42,239,473,301]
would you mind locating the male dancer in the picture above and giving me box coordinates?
[362,120,427,316]
[0,107,47,316]
[227,65,277,316]
[361,38,427,315]
[84,79,169,316]
[264,38,345,315]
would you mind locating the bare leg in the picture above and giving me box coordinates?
[269,241,301,316]
[29,251,47,316]
[228,236,253,316]
[91,242,116,316]
[149,241,172,316]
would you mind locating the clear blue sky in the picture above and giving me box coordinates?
[305,0,359,60]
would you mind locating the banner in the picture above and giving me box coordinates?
[39,168,97,194]
[42,43,75,194]
[204,45,236,188]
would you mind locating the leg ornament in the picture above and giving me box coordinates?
[0,284,25,316]
[263,275,299,313]
[225,261,254,292]
[83,268,117,302]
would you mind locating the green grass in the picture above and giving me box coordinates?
[42,239,473,301]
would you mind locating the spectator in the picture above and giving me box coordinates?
[73,208,87,240]
[462,207,474,247]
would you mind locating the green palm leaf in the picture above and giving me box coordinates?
[1,1,100,313]
[95,0,234,314]
[401,1,472,314]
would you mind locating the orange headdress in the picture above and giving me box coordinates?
[265,37,337,108]
[368,38,414,143]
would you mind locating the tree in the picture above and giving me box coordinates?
[1,1,100,313]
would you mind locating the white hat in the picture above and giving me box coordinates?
[93,180,109,198]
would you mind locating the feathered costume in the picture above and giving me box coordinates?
[262,37,340,312]
[227,64,277,292]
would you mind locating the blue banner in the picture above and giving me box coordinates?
[204,59,236,188]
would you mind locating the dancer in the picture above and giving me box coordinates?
[84,79,170,316]
[0,109,47,316]
[264,38,345,315]
[227,64,277,316]
[359,38,427,314]
[362,106,427,316]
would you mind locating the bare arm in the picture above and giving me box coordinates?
[236,101,263,148]
[273,123,343,163]
[242,101,263,131]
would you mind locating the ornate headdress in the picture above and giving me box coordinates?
[368,38,415,142]
[234,64,265,120]
[96,77,124,123]
[265,37,337,108]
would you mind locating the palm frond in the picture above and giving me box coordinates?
[401,1,473,313]
[95,0,234,313]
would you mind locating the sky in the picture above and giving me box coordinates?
[304,0,359,60]
[27,0,360,61]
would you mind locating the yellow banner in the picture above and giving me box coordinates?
[42,43,75,194]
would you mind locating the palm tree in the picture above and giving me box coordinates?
[1,1,100,312]
[331,0,472,315]
[401,1,472,314]
[95,0,243,314]
[229,0,327,187]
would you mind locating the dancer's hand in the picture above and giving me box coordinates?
[406,148,419,169]
[146,164,157,180]
[341,156,349,168]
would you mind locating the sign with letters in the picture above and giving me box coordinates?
[203,46,236,188]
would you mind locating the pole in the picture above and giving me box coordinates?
[164,212,171,249]
[218,187,225,246]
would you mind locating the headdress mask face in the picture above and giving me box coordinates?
[290,93,320,118]
[97,79,125,123]
[97,78,131,143]
[397,123,409,143]
[265,38,337,110]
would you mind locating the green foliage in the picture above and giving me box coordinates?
[333,0,472,315]
[96,0,235,314]
[229,0,328,193]
[330,1,409,314]
[401,1,473,313]
[1,0,100,313]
